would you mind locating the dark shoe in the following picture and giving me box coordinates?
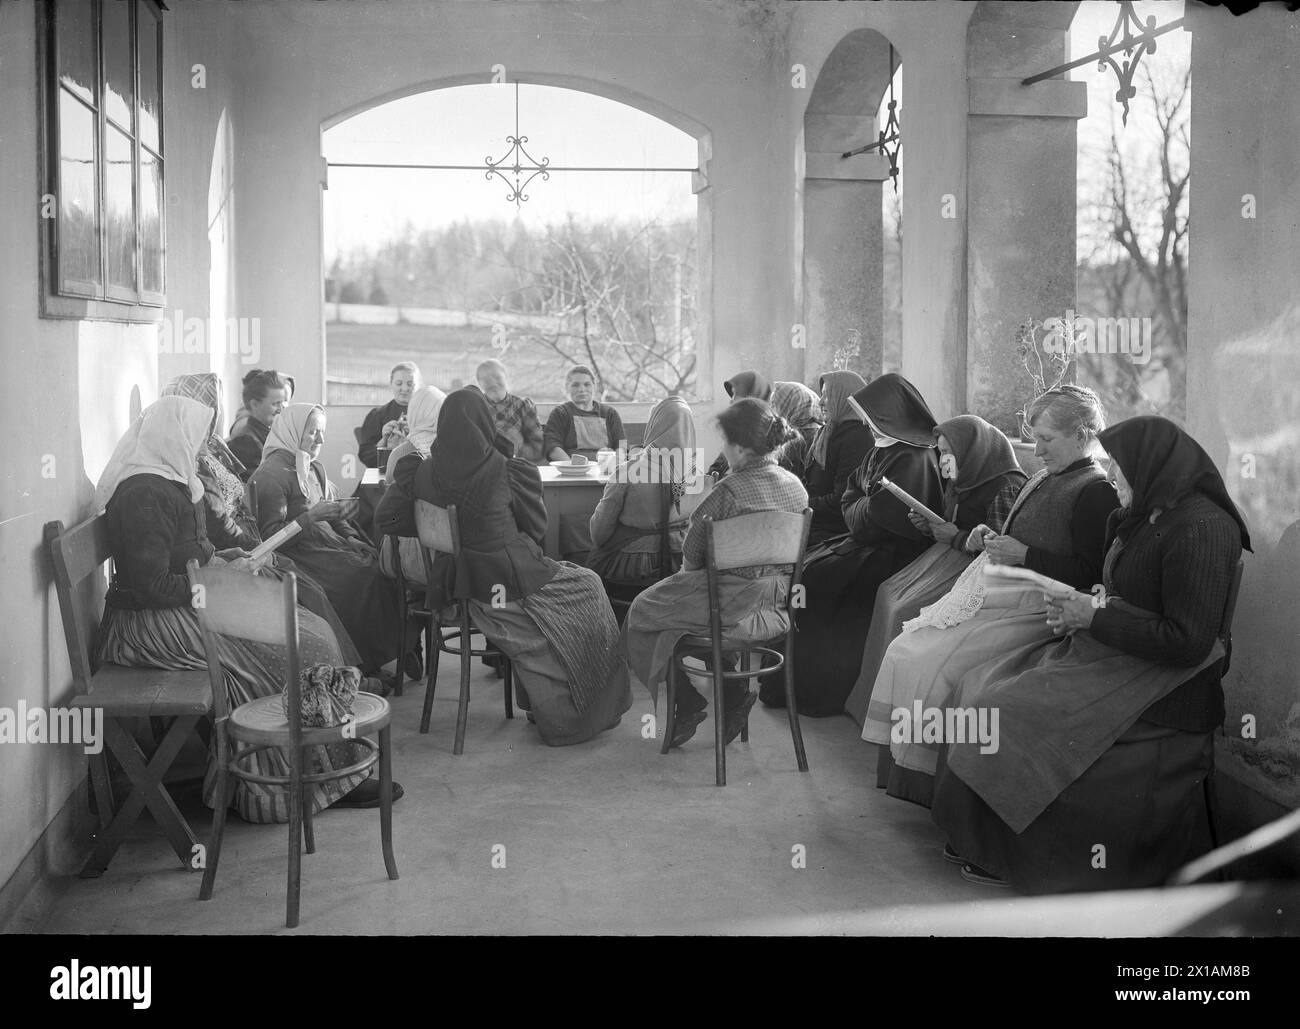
[960,862,1008,887]
[367,674,395,698]
[669,709,707,749]
[722,689,757,745]
[942,843,965,866]
[335,778,404,809]
[403,642,423,683]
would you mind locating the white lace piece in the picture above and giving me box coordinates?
[902,551,991,632]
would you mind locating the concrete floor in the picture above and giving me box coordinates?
[39,662,996,935]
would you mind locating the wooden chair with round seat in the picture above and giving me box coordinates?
[660,508,813,786]
[186,559,398,929]
[413,500,515,754]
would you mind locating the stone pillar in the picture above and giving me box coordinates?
[964,8,1085,437]
[801,113,890,384]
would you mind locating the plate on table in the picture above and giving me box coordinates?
[550,460,597,478]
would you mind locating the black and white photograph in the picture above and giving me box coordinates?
[1,0,1297,973]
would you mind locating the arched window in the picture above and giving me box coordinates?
[323,83,702,405]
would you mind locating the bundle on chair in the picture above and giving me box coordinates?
[288,664,363,727]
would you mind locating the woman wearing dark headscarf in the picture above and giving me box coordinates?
[803,370,874,545]
[382,388,632,746]
[586,396,708,586]
[844,415,1026,727]
[765,373,945,717]
[249,404,416,679]
[161,373,363,668]
[932,416,1250,893]
[861,386,1118,804]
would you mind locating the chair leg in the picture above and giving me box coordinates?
[379,725,399,880]
[199,728,231,901]
[420,618,442,735]
[714,654,727,787]
[503,658,514,719]
[394,592,408,698]
[660,652,678,756]
[302,781,316,855]
[784,636,809,772]
[87,750,116,833]
[286,748,304,929]
[740,652,752,744]
[454,604,472,756]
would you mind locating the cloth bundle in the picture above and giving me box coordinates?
[289,664,362,727]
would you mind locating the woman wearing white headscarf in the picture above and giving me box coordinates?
[248,403,417,678]
[374,385,447,584]
[95,397,395,821]
[383,385,446,480]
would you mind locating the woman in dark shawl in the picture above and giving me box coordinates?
[160,373,363,667]
[933,416,1250,893]
[844,415,1026,726]
[764,373,944,717]
[381,388,632,746]
[803,370,874,545]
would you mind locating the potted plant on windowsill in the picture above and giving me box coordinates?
[1009,315,1078,475]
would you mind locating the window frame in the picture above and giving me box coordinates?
[37,0,167,322]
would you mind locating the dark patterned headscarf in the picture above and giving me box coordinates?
[161,371,248,478]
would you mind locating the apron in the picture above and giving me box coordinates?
[572,412,610,455]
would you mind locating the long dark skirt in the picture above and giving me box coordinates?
[931,721,1216,894]
[281,527,408,673]
[762,534,926,717]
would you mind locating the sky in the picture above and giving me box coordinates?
[323,1,1188,261]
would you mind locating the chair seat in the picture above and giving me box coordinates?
[228,691,391,746]
[72,665,212,718]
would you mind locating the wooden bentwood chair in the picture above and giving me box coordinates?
[413,501,515,755]
[186,560,398,929]
[662,508,813,787]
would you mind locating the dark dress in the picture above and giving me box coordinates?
[357,399,407,469]
[249,450,407,673]
[804,421,874,545]
[933,494,1244,893]
[766,442,945,716]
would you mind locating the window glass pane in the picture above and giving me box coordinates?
[105,124,136,292]
[138,4,161,152]
[58,89,100,291]
[141,148,163,293]
[57,0,98,107]
[103,0,134,132]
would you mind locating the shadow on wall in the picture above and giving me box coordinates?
[1212,301,1300,808]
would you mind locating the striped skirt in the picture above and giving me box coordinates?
[96,604,369,824]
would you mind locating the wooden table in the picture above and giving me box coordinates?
[538,464,612,558]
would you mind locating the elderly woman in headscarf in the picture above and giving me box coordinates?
[766,373,945,717]
[843,415,1027,729]
[706,371,824,477]
[94,396,400,821]
[160,373,363,666]
[859,385,1118,806]
[248,404,417,680]
[586,396,709,590]
[803,370,874,545]
[381,388,633,746]
[932,416,1250,893]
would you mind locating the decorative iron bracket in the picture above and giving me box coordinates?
[840,44,901,190]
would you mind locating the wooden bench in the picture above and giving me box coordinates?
[45,516,213,878]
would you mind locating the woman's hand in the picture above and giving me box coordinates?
[930,519,961,545]
[215,548,251,562]
[984,534,1029,566]
[1045,592,1096,635]
[966,524,995,553]
[907,510,935,537]
[381,419,407,440]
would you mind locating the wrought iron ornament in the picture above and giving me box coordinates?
[484,83,551,206]
[840,43,901,190]
[1021,1,1186,127]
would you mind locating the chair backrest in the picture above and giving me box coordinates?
[245,479,259,522]
[45,517,113,693]
[186,559,301,729]
[701,509,813,640]
[414,500,458,555]
[657,483,675,578]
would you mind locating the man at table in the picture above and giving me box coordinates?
[544,365,626,462]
